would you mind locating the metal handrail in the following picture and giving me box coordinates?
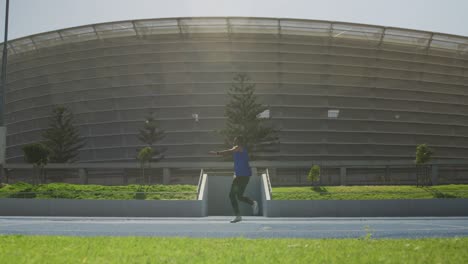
[265,168,273,198]
[197,168,204,198]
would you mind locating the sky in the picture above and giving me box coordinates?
[1,0,468,41]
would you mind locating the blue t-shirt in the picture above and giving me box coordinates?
[233,148,252,177]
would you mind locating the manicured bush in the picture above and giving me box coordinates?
[0,183,197,200]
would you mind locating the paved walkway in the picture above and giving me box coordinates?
[1,216,468,239]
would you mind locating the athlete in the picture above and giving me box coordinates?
[209,136,259,223]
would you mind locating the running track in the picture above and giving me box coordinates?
[1,217,468,239]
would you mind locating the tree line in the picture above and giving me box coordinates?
[21,72,435,186]
[22,73,279,184]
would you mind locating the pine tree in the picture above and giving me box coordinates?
[138,114,166,161]
[220,73,278,158]
[42,106,85,163]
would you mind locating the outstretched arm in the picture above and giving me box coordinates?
[209,146,241,156]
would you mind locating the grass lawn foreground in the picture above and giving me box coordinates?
[0,235,467,264]
[272,184,468,200]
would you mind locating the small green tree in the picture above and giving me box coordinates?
[137,114,166,184]
[415,144,434,186]
[22,143,50,184]
[138,115,166,161]
[416,144,433,164]
[42,106,86,163]
[307,165,321,186]
[220,73,278,159]
[137,147,154,185]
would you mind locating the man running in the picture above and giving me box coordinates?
[209,136,259,223]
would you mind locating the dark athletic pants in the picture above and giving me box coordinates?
[229,176,254,216]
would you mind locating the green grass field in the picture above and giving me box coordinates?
[0,236,466,263]
[272,184,468,200]
[0,182,197,200]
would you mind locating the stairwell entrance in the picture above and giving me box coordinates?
[206,169,262,216]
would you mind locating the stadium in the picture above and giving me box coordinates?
[2,9,468,253]
[3,17,468,168]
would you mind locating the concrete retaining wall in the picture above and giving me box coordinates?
[263,199,468,217]
[0,199,204,217]
[261,173,468,217]
[0,174,209,217]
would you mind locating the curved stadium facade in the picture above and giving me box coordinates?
[3,17,468,163]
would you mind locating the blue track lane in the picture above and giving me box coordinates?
[1,217,468,239]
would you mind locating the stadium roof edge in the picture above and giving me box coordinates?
[1,17,468,56]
